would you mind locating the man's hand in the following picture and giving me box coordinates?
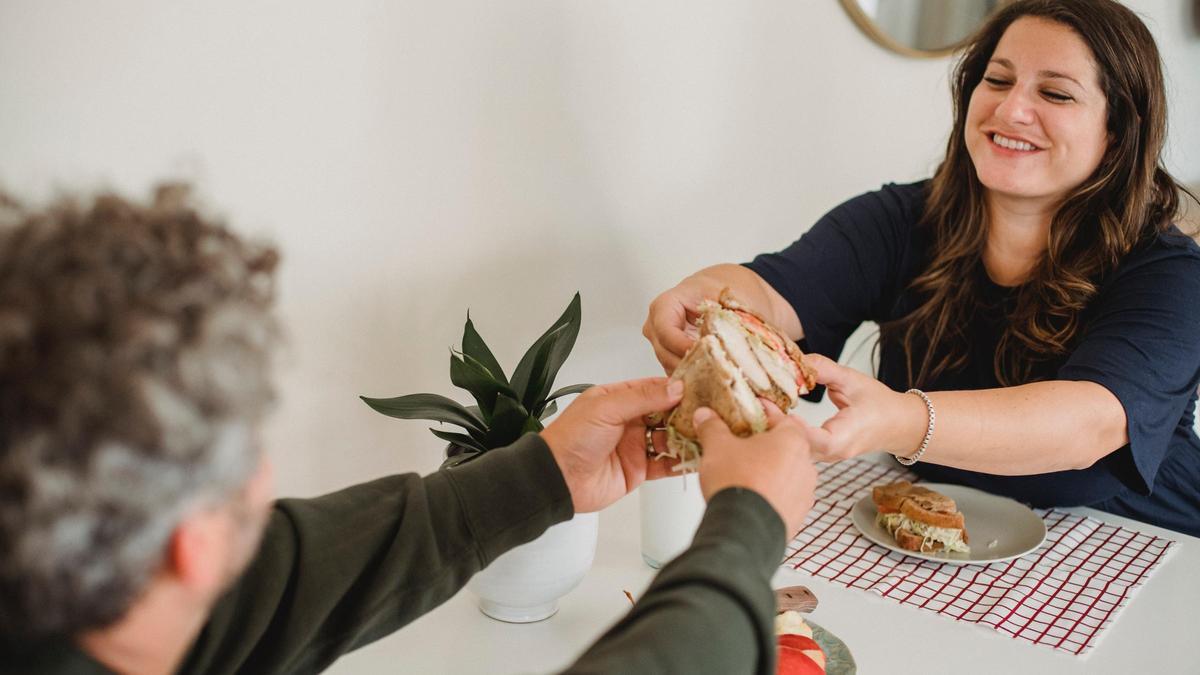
[695,401,817,536]
[540,378,684,513]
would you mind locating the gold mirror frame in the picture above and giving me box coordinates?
[839,0,1000,59]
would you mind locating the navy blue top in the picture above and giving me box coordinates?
[746,181,1200,537]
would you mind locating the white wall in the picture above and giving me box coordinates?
[1,0,1197,668]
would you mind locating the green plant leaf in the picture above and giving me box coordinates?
[430,428,487,453]
[449,351,516,422]
[522,415,544,433]
[360,393,485,439]
[545,383,594,400]
[533,383,592,418]
[510,293,581,408]
[441,450,483,468]
[483,393,534,448]
[462,312,508,386]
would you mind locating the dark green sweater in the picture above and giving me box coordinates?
[1,434,785,674]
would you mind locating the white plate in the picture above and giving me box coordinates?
[850,482,1047,565]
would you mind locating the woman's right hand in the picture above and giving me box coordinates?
[643,265,804,375]
[642,281,710,374]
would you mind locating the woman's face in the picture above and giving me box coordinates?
[965,17,1109,206]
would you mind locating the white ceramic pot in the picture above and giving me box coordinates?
[468,511,599,622]
[638,472,706,568]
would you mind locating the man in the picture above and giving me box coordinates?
[0,185,816,674]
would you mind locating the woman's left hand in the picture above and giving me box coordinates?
[803,354,927,462]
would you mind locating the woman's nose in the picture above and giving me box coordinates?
[994,86,1037,126]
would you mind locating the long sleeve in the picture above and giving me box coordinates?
[179,433,573,675]
[562,487,785,675]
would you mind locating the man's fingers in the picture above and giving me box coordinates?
[760,399,788,427]
[804,424,834,458]
[693,407,733,447]
[590,377,684,424]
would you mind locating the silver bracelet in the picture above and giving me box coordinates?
[894,388,935,466]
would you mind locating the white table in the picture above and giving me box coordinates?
[329,479,1200,674]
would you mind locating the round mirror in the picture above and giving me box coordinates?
[840,0,1005,58]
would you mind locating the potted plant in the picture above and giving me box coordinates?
[361,293,598,622]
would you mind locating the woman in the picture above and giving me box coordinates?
[643,0,1200,536]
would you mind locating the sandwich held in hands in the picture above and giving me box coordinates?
[660,289,817,469]
[872,481,970,554]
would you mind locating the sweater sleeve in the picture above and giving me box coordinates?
[561,487,785,675]
[180,433,573,675]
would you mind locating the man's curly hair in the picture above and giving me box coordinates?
[0,184,280,640]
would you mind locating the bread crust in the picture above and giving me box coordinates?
[871,481,946,513]
[894,528,942,553]
[871,481,913,513]
[666,335,763,441]
[900,494,966,530]
[873,481,970,549]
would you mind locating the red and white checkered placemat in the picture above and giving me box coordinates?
[782,458,1178,655]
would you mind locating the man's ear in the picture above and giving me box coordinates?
[165,509,232,596]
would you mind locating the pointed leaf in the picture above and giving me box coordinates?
[533,383,591,418]
[482,394,533,448]
[441,450,484,468]
[450,351,516,422]
[522,415,544,433]
[545,383,593,402]
[429,428,488,453]
[513,326,563,410]
[462,312,508,386]
[510,293,582,407]
[360,393,485,438]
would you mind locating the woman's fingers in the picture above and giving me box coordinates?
[644,293,699,375]
[806,353,864,393]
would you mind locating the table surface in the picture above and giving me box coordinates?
[328,466,1200,675]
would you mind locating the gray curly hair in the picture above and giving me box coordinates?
[0,184,280,640]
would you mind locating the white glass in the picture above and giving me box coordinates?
[638,472,706,568]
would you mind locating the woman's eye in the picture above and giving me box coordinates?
[1043,90,1073,102]
[983,76,1010,87]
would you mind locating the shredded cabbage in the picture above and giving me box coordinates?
[663,426,702,473]
[876,512,970,553]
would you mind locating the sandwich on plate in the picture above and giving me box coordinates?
[661,289,817,470]
[872,481,970,554]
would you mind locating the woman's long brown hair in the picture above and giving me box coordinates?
[881,0,1197,388]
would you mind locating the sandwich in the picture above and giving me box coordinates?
[661,288,817,470]
[872,481,970,554]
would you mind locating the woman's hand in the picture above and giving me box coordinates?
[643,264,802,374]
[642,283,709,375]
[540,377,684,513]
[803,354,928,462]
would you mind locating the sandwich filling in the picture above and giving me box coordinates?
[876,512,971,554]
[661,289,814,470]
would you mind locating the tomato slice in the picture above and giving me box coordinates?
[777,645,825,675]
[777,634,822,652]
